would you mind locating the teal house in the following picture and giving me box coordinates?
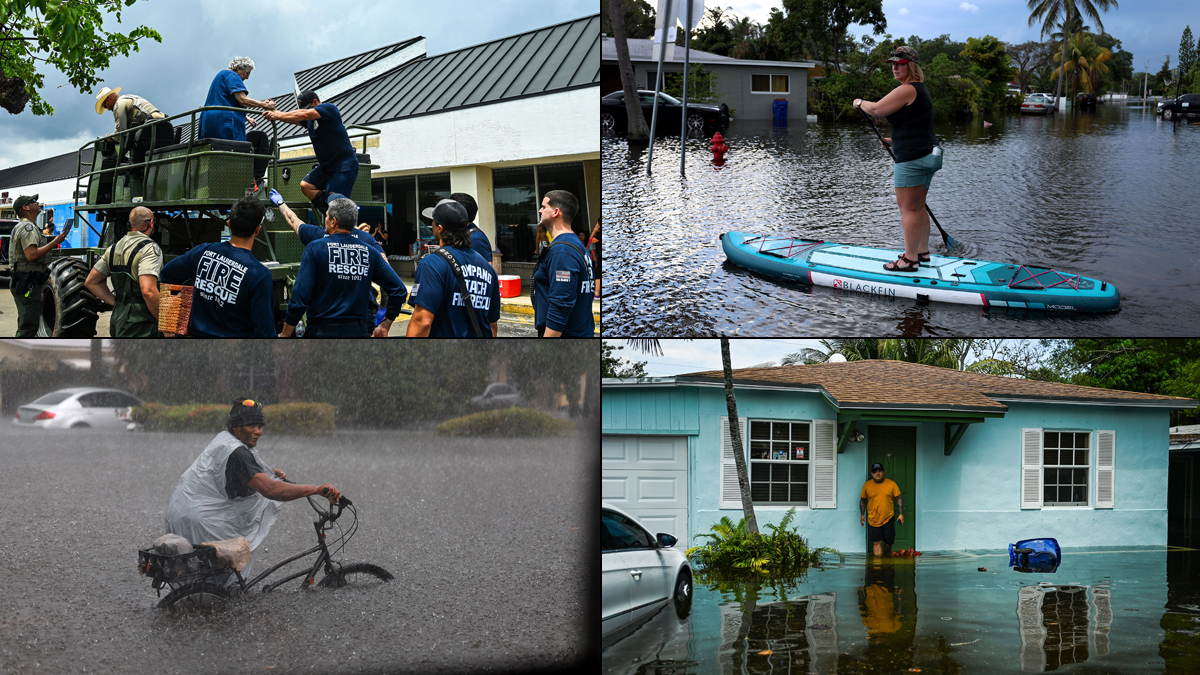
[602,361,1197,553]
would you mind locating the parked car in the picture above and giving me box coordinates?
[469,382,523,410]
[602,502,692,638]
[0,218,16,284]
[600,90,729,135]
[1020,95,1055,115]
[1076,92,1097,108]
[12,387,143,430]
[1157,92,1200,121]
[1030,92,1057,106]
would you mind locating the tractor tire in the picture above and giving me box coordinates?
[38,257,101,337]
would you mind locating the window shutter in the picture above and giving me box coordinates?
[719,416,746,510]
[1095,430,1115,509]
[810,419,837,509]
[1021,428,1043,510]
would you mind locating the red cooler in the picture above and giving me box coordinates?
[498,275,521,298]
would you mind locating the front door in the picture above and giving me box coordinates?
[867,426,916,552]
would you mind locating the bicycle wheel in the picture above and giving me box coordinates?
[316,563,394,589]
[158,582,232,609]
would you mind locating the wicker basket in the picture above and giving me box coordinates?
[158,284,194,336]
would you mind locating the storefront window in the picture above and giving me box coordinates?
[416,173,451,241]
[536,162,591,239]
[386,176,416,256]
[494,167,537,262]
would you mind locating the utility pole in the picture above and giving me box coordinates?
[645,0,675,175]
[679,0,694,177]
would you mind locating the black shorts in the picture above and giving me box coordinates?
[867,516,896,545]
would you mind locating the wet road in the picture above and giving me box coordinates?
[603,548,1200,674]
[0,426,593,674]
[603,103,1200,336]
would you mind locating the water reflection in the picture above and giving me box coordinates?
[603,550,1193,673]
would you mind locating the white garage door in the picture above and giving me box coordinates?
[602,435,689,546]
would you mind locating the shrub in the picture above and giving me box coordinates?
[132,402,335,434]
[685,508,843,576]
[435,407,575,437]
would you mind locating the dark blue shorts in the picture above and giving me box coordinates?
[867,515,896,545]
[303,162,359,198]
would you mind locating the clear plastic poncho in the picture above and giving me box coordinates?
[164,430,283,561]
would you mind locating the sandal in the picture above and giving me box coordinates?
[884,255,920,272]
[898,251,931,263]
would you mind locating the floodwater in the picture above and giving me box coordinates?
[603,548,1200,674]
[601,102,1200,336]
[0,426,593,675]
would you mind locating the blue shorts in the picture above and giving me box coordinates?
[303,162,359,198]
[894,151,942,189]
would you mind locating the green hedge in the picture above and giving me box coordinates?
[436,407,575,437]
[132,402,335,434]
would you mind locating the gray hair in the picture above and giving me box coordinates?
[228,56,255,73]
[327,197,358,231]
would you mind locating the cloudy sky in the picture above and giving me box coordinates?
[607,339,828,377]
[710,0,1196,77]
[0,0,596,170]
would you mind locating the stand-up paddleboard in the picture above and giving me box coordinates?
[721,231,1120,312]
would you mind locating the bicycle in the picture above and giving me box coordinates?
[138,486,393,608]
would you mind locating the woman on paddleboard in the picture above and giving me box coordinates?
[854,46,941,272]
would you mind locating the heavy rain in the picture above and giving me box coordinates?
[0,339,598,675]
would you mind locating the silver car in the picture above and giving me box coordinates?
[469,382,523,410]
[12,387,143,430]
[1021,95,1055,114]
[602,502,692,638]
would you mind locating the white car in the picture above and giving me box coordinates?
[12,387,143,430]
[1031,92,1057,106]
[469,382,523,410]
[602,502,692,638]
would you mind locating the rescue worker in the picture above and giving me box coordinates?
[94,86,173,175]
[9,195,67,337]
[84,206,162,337]
[406,199,500,338]
[422,192,492,263]
[531,190,594,337]
[157,196,276,337]
[269,188,382,253]
[197,57,275,185]
[280,196,408,338]
[263,90,357,216]
[164,399,341,582]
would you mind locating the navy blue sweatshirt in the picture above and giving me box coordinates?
[468,226,492,262]
[298,222,383,254]
[532,232,594,336]
[158,242,276,337]
[285,231,407,326]
[410,246,500,337]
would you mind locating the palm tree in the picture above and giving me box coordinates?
[1027,0,1119,108]
[1051,32,1112,97]
[606,0,651,142]
[626,339,759,535]
[782,339,1018,375]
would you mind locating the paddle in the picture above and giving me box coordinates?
[858,108,957,251]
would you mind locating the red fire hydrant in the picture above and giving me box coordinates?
[711,132,728,160]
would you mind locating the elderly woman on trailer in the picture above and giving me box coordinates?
[853,45,941,273]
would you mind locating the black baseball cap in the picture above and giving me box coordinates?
[422,199,469,230]
[14,194,39,211]
[297,90,319,108]
[871,462,884,472]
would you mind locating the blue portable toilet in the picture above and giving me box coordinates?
[772,99,788,126]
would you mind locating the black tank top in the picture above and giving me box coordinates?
[886,82,936,163]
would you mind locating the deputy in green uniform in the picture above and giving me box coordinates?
[84,206,162,336]
[9,195,67,337]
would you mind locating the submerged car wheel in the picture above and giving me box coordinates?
[674,568,692,603]
[1163,108,1174,120]
[686,113,705,132]
[601,111,618,134]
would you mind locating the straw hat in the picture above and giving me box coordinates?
[94,86,122,114]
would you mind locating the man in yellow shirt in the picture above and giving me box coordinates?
[860,462,904,556]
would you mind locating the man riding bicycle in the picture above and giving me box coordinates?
[164,399,341,579]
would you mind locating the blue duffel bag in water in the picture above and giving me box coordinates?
[1009,537,1061,573]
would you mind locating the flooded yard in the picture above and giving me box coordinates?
[603,548,1200,674]
[0,427,592,675]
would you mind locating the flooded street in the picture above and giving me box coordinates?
[0,426,593,675]
[602,103,1200,336]
[603,548,1200,674]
